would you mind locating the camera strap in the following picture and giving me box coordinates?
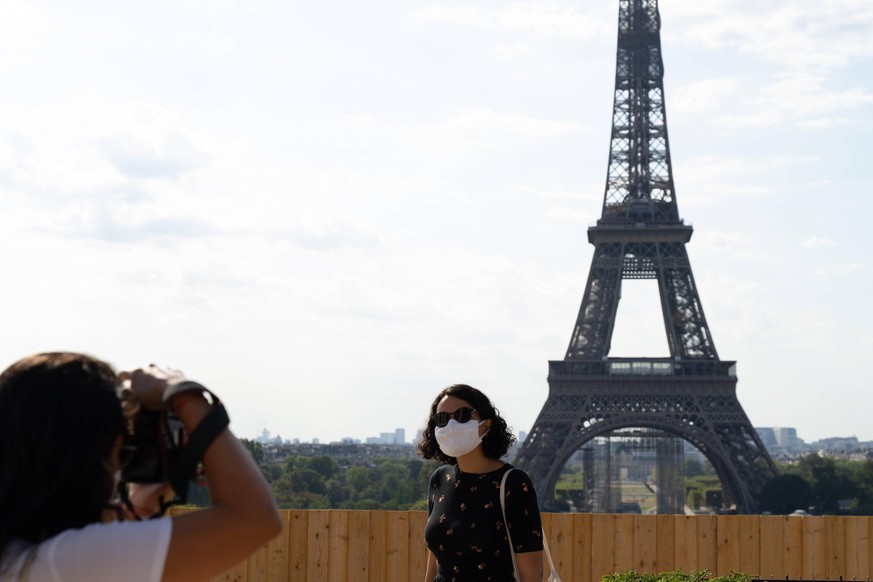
[162,381,230,503]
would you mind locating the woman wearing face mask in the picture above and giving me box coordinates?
[417,384,543,582]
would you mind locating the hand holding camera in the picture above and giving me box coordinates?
[117,363,228,513]
[118,364,186,411]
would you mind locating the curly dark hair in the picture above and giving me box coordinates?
[0,352,123,555]
[417,384,516,464]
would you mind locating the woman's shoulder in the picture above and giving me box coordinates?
[428,463,456,484]
[51,518,172,550]
[501,464,536,487]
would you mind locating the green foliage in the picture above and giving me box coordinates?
[267,455,440,510]
[779,455,870,514]
[684,475,723,510]
[602,570,752,582]
[240,439,265,464]
[760,474,813,514]
[683,459,705,477]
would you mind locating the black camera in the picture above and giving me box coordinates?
[115,380,229,509]
[118,387,186,485]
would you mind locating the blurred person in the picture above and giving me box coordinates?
[418,384,543,582]
[0,352,282,581]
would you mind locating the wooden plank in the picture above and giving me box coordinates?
[736,514,760,578]
[246,544,268,582]
[696,514,717,573]
[759,516,783,580]
[386,511,410,580]
[632,515,657,574]
[211,561,246,582]
[866,515,873,580]
[548,512,575,580]
[801,516,826,580]
[783,515,803,581]
[368,510,387,582]
[674,515,697,572]
[591,513,616,580]
[715,515,739,576]
[265,511,290,581]
[287,510,309,580]
[654,514,675,573]
[825,515,845,581]
[345,510,369,581]
[573,513,593,582]
[407,510,428,581]
[614,514,635,573]
[857,515,871,579]
[307,509,331,582]
[843,516,861,580]
[328,510,349,582]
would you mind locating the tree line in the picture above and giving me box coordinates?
[761,454,873,515]
[233,441,873,514]
[238,441,438,510]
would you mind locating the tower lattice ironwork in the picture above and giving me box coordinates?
[514,0,778,513]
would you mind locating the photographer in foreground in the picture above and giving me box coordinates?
[0,352,282,581]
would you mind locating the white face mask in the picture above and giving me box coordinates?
[435,419,488,458]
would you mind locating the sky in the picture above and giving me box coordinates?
[1,0,872,447]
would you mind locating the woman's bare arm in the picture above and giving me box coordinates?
[125,366,282,582]
[516,550,544,582]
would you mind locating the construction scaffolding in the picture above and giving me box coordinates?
[589,428,685,514]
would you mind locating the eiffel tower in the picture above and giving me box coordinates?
[514,0,778,513]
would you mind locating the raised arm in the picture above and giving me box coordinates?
[124,365,282,582]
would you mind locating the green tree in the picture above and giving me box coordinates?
[760,474,813,514]
[684,459,704,477]
[795,455,855,513]
[303,456,340,480]
[240,439,265,464]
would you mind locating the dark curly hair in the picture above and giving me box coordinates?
[417,384,516,464]
[0,352,123,556]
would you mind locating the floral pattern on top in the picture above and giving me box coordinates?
[424,463,543,582]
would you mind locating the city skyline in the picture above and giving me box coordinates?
[1,1,871,445]
[252,422,865,453]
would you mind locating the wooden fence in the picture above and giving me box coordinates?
[181,510,873,581]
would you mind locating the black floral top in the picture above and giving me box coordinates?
[424,463,543,582]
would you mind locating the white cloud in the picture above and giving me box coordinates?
[669,0,873,70]
[492,43,537,60]
[410,2,606,40]
[804,236,837,248]
[672,78,742,114]
[434,107,581,140]
[813,262,864,278]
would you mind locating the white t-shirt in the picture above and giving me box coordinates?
[1,518,172,582]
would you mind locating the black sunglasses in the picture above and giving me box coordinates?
[432,407,478,428]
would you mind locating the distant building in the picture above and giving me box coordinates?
[813,436,860,451]
[365,428,406,445]
[772,427,800,449]
[261,441,419,465]
[756,427,777,449]
[755,427,808,456]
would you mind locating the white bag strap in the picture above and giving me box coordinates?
[500,468,562,582]
[544,535,560,580]
[499,468,520,581]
